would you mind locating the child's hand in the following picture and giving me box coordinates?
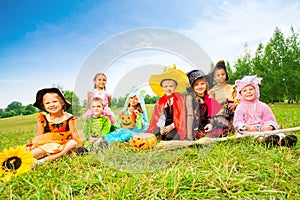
[118,110,125,116]
[88,137,97,144]
[228,103,237,111]
[134,109,140,116]
[161,125,174,135]
[261,125,273,131]
[204,124,212,132]
[244,125,259,132]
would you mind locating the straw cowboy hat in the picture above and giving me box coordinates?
[33,87,71,111]
[149,64,189,96]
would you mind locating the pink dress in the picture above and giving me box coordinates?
[233,75,278,132]
[83,89,115,124]
[233,100,278,131]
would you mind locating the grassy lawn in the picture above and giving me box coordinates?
[0,103,299,199]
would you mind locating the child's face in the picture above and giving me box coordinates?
[129,95,139,106]
[193,78,207,96]
[214,68,227,84]
[240,85,256,101]
[43,93,64,114]
[94,74,107,90]
[161,80,177,96]
[90,100,104,117]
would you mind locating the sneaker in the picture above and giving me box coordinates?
[98,140,108,148]
[264,135,280,147]
[281,135,298,148]
[91,140,109,153]
[75,146,88,155]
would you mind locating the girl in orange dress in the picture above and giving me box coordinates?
[28,88,83,163]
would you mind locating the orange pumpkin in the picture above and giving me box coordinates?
[121,114,135,129]
[129,133,157,150]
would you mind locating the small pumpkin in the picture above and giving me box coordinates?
[121,114,135,129]
[129,133,157,150]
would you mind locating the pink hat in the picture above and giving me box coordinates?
[235,75,262,102]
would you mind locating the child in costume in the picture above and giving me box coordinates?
[233,75,297,147]
[82,97,110,150]
[28,88,83,163]
[83,73,115,124]
[208,60,238,130]
[146,64,189,141]
[105,87,149,143]
[186,70,222,140]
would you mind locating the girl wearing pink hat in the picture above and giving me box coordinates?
[233,75,297,147]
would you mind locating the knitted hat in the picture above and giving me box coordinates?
[149,64,189,96]
[33,88,71,111]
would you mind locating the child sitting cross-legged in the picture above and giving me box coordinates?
[233,75,298,147]
[104,87,149,143]
[28,88,83,164]
[78,97,110,153]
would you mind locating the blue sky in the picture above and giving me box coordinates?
[1,0,300,108]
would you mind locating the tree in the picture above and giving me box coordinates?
[284,27,300,103]
[1,110,17,118]
[64,90,82,116]
[231,52,253,83]
[110,98,118,107]
[117,97,126,108]
[5,101,22,116]
[230,26,300,103]
[21,104,37,115]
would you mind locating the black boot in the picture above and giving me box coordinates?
[75,146,89,155]
[264,135,280,147]
[281,135,298,148]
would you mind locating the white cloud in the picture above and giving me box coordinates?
[181,0,300,65]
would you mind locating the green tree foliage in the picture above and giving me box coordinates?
[5,101,23,116]
[64,90,81,116]
[21,104,37,115]
[285,27,300,102]
[110,93,159,108]
[1,110,17,118]
[117,97,126,108]
[231,26,300,103]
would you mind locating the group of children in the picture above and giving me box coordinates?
[26,61,298,164]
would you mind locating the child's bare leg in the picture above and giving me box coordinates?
[47,140,77,161]
[31,148,47,159]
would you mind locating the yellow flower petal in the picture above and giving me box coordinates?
[0,145,34,181]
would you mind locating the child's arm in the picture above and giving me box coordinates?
[261,103,279,130]
[233,104,246,131]
[36,113,46,136]
[208,89,215,99]
[84,92,93,112]
[185,94,194,140]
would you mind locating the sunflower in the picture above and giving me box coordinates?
[0,145,35,181]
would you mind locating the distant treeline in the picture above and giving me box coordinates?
[0,92,160,119]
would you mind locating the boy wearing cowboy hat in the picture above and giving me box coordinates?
[146,64,189,141]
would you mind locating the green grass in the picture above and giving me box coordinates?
[0,103,300,199]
